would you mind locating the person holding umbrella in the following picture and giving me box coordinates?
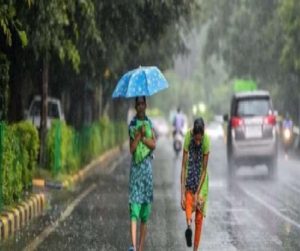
[180,117,210,251]
[127,96,156,251]
[112,66,168,251]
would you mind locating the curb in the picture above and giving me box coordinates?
[62,145,122,188]
[0,193,46,240]
[33,143,126,189]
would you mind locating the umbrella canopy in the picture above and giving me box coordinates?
[112,66,169,98]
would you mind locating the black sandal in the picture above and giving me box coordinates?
[185,226,192,247]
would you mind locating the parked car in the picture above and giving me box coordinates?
[223,90,278,177]
[25,95,65,129]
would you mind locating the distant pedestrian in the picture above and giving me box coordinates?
[128,96,156,251]
[180,117,210,251]
[173,107,185,136]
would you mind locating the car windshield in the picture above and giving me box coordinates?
[236,98,270,116]
[48,103,59,118]
[30,101,41,116]
[30,101,60,118]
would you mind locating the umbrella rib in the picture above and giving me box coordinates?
[142,69,150,96]
[126,70,137,97]
[124,71,133,97]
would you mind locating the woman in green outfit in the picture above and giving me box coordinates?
[181,117,210,250]
[128,96,156,251]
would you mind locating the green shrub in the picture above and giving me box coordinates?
[98,117,108,152]
[46,120,79,176]
[46,121,57,174]
[79,123,102,164]
[1,125,16,205]
[45,117,127,178]
[79,125,92,165]
[0,122,37,205]
[0,117,127,207]
[12,121,39,190]
[65,128,80,174]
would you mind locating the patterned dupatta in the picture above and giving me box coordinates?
[185,134,203,193]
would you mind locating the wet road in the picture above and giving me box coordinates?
[2,136,300,250]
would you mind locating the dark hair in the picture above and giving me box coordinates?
[135,96,146,104]
[193,117,205,135]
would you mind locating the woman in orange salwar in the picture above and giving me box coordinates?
[180,117,210,251]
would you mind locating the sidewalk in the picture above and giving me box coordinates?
[0,142,126,241]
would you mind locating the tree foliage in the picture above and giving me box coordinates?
[201,0,300,119]
[279,0,300,72]
[0,0,200,126]
[0,0,31,47]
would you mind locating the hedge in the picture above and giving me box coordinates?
[46,117,127,177]
[0,121,39,207]
[0,117,126,207]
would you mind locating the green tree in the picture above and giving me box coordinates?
[0,0,31,121]
[201,0,300,119]
[48,0,201,126]
[279,0,300,72]
[23,0,99,166]
[1,1,201,128]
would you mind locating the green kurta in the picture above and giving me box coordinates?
[183,130,210,216]
[128,117,154,204]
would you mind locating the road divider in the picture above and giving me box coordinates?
[0,193,46,240]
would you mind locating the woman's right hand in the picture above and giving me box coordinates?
[135,130,142,141]
[181,192,186,211]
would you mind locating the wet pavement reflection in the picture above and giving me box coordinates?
[1,136,300,250]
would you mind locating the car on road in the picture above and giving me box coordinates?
[223,90,278,177]
[206,121,224,140]
[25,95,65,129]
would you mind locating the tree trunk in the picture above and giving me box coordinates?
[39,57,49,167]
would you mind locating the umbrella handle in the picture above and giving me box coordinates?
[141,124,146,136]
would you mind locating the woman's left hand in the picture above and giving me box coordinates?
[141,125,146,137]
[196,196,205,211]
[135,130,142,141]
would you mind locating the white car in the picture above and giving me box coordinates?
[224,90,278,177]
[206,121,224,140]
[25,95,65,129]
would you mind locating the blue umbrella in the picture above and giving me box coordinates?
[112,66,169,98]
